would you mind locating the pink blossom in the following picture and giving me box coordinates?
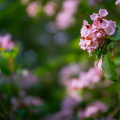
[20,70,38,89]
[78,101,108,119]
[99,9,108,17]
[56,0,79,29]
[13,70,38,89]
[59,63,81,85]
[26,2,39,17]
[68,63,103,90]
[79,9,116,54]
[115,0,120,5]
[61,97,78,110]
[23,96,42,106]
[11,92,43,111]
[0,34,14,49]
[44,97,78,120]
[44,1,57,16]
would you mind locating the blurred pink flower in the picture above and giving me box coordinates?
[115,0,120,5]
[56,0,79,29]
[61,97,78,110]
[59,63,81,86]
[45,97,78,120]
[23,96,42,106]
[13,70,38,89]
[26,2,39,17]
[20,70,38,88]
[11,98,19,111]
[78,101,108,119]
[68,65,103,90]
[44,1,57,16]
[11,91,43,111]
[0,34,14,49]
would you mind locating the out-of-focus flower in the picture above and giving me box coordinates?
[77,101,107,119]
[68,63,103,90]
[13,70,38,89]
[45,97,78,120]
[23,96,42,106]
[0,34,14,50]
[79,9,116,54]
[56,0,79,29]
[61,97,78,110]
[59,63,81,85]
[44,1,57,16]
[11,91,43,111]
[115,0,120,5]
[26,2,39,17]
[20,70,38,88]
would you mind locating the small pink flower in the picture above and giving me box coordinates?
[115,0,120,5]
[26,2,39,17]
[98,9,108,17]
[55,0,79,29]
[90,13,99,21]
[0,34,14,49]
[78,101,107,119]
[44,2,57,16]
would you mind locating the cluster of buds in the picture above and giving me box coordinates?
[79,9,116,54]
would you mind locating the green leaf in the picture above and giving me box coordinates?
[102,52,117,82]
[108,29,120,41]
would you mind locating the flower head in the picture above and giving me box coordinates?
[79,9,116,54]
[115,0,120,5]
[0,34,14,50]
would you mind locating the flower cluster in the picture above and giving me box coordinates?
[68,60,103,90]
[79,9,116,54]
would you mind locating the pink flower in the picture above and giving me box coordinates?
[59,63,81,85]
[61,97,78,110]
[44,1,57,16]
[79,9,116,54]
[23,96,42,106]
[55,0,79,29]
[68,63,103,90]
[115,0,120,5]
[99,9,108,17]
[0,34,14,49]
[13,70,38,89]
[78,101,108,119]
[26,2,39,17]
[11,91,43,111]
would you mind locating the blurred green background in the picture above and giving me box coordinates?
[0,0,120,120]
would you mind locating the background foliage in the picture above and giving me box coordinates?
[0,0,120,120]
